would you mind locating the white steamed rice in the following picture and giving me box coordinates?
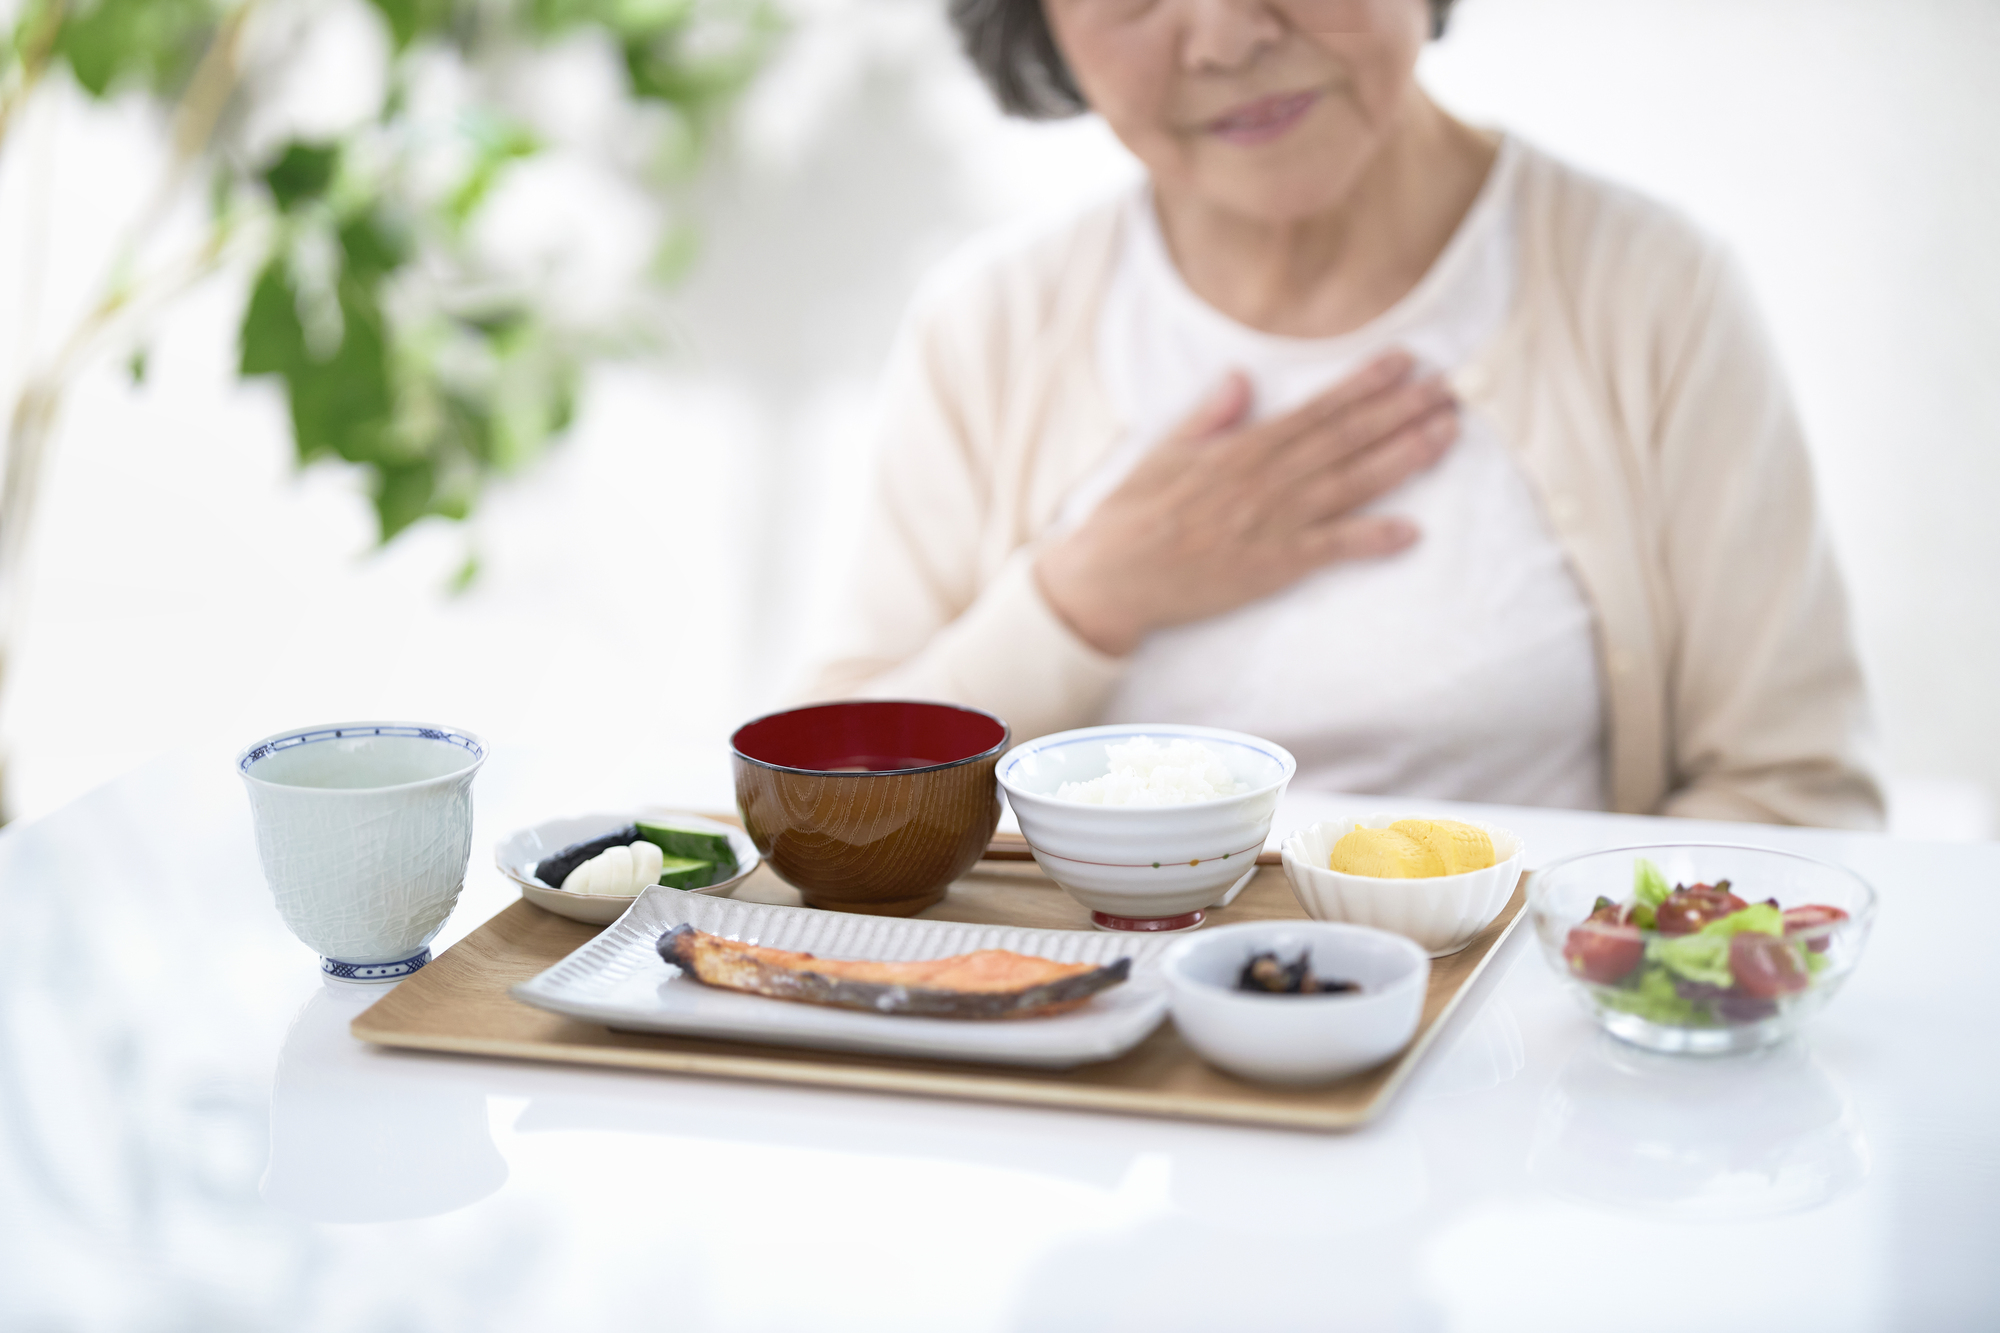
[1055,737,1246,806]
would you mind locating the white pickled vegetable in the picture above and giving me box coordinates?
[597,844,635,893]
[632,839,664,887]
[560,840,663,896]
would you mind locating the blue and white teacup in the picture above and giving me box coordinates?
[238,722,486,983]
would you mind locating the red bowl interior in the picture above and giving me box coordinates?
[732,701,1007,774]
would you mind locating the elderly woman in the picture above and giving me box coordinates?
[804,0,1883,828]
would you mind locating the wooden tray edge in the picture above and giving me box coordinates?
[352,1019,1382,1132]
[353,882,1527,1134]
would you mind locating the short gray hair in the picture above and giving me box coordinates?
[948,0,1462,119]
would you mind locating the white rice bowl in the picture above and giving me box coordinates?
[1055,737,1247,806]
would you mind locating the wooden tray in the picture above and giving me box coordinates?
[355,851,1525,1132]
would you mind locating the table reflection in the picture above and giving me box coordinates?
[1528,1033,1867,1220]
[262,984,509,1223]
[1413,996,1526,1103]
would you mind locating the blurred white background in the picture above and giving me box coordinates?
[1,0,1994,837]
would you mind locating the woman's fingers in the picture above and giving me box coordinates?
[1283,402,1458,525]
[1295,513,1422,568]
[1168,370,1254,444]
[1290,349,1418,427]
[1041,349,1455,652]
[1238,350,1418,454]
[1290,374,1454,469]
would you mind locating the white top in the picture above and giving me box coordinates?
[1070,138,1608,809]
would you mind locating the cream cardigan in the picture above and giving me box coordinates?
[804,143,1885,830]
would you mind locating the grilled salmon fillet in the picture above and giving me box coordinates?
[656,925,1131,1019]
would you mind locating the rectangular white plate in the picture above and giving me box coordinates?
[510,888,1172,1069]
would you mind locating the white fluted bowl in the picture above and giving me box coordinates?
[998,724,1295,933]
[1280,815,1523,957]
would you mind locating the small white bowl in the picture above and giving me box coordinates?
[1162,921,1430,1085]
[494,809,759,926]
[997,724,1296,933]
[1280,816,1523,957]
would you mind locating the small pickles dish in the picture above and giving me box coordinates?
[1162,921,1429,1085]
[1528,843,1876,1054]
[496,810,759,926]
[1281,816,1523,956]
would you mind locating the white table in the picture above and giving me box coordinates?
[2,747,1995,1332]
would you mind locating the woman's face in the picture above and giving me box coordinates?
[1043,0,1433,222]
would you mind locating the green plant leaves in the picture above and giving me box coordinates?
[263,141,340,211]
[47,0,781,579]
[239,236,396,485]
[620,3,777,122]
[239,259,308,378]
[239,169,594,545]
[444,117,538,231]
[337,208,410,279]
[365,0,455,52]
[52,0,219,98]
[373,459,436,541]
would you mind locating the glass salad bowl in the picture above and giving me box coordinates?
[1528,844,1877,1054]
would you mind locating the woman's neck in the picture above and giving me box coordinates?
[1153,95,1498,339]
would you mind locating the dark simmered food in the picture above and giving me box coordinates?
[536,825,640,889]
[657,925,1131,1019]
[1236,950,1360,996]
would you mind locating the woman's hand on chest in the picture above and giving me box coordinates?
[1034,348,1457,657]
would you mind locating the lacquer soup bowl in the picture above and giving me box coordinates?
[732,700,1009,916]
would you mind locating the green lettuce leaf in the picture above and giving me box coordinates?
[1707,902,1784,938]
[1633,858,1672,911]
[1651,933,1733,988]
[1648,903,1787,988]
[1598,966,1708,1026]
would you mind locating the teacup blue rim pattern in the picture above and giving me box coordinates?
[321,949,431,981]
[238,722,485,778]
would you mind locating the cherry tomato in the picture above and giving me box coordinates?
[1564,920,1644,984]
[1654,885,1749,935]
[1715,991,1780,1023]
[1673,979,1779,1023]
[1782,904,1850,953]
[1729,933,1810,999]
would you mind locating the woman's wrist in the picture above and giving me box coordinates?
[1033,544,1145,658]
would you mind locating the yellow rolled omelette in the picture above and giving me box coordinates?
[1329,819,1496,878]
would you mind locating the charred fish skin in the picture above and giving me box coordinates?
[655,924,1132,1020]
